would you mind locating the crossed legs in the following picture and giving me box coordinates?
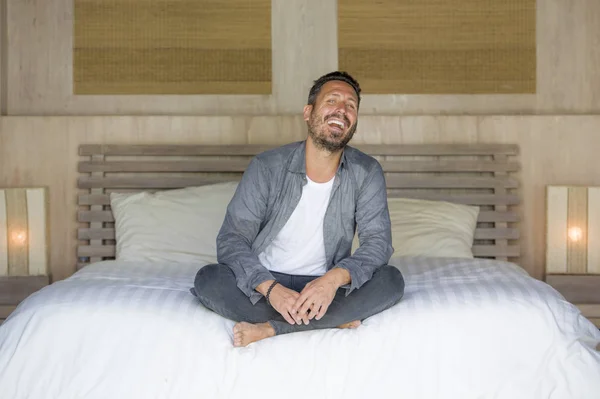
[193,264,404,346]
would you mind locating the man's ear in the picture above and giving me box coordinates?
[303,104,312,121]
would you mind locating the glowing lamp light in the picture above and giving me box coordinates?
[0,188,48,277]
[546,186,599,275]
[11,230,27,246]
[567,226,583,242]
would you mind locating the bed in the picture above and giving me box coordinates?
[0,143,599,399]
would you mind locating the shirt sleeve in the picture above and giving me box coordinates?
[333,161,394,295]
[216,157,275,304]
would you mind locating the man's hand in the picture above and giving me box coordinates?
[293,268,351,325]
[256,280,300,325]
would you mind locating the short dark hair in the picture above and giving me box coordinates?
[307,71,361,108]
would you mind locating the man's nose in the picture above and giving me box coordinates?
[334,102,346,114]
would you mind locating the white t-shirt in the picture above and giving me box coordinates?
[258,175,334,276]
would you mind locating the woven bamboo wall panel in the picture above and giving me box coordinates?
[74,0,271,94]
[338,0,536,94]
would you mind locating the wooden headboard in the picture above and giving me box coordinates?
[76,143,520,269]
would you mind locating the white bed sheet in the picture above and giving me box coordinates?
[0,257,599,399]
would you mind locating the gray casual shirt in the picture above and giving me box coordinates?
[216,140,394,304]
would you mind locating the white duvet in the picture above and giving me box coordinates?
[0,257,599,399]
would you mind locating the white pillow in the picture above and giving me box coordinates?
[110,182,239,264]
[353,197,479,258]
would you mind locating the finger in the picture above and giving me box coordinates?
[306,303,314,319]
[301,310,310,325]
[288,304,303,324]
[296,292,316,316]
[298,299,312,317]
[294,312,303,325]
[292,301,308,321]
[307,304,318,320]
[280,308,295,325]
[290,310,303,325]
[293,290,312,310]
[316,303,329,320]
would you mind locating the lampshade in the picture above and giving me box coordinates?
[0,188,49,277]
[546,186,600,274]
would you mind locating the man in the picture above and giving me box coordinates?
[194,71,405,347]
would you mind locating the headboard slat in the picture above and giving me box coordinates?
[78,175,519,190]
[78,159,520,174]
[77,227,520,241]
[355,144,519,156]
[77,243,521,259]
[472,245,520,257]
[80,192,519,207]
[80,144,272,156]
[474,228,519,240]
[79,160,251,173]
[384,176,518,189]
[386,192,519,205]
[77,209,520,224]
[79,143,519,157]
[78,175,242,189]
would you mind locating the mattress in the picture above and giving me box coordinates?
[0,257,599,399]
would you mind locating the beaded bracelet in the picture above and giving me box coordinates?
[265,281,279,305]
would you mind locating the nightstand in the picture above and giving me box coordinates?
[545,276,600,328]
[577,305,600,329]
[546,185,600,329]
[0,276,50,324]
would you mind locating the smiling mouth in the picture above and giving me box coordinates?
[327,119,345,130]
[325,114,350,133]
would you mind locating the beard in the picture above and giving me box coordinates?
[307,111,357,153]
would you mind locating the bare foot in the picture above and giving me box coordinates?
[233,322,276,347]
[337,320,361,329]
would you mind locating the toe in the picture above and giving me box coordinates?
[234,322,248,333]
[233,334,243,346]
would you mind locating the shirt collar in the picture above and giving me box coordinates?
[288,140,348,174]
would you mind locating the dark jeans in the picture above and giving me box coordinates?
[193,264,405,335]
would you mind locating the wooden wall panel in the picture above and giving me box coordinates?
[7,0,336,115]
[2,115,600,283]
[546,187,568,273]
[271,0,337,113]
[0,190,7,275]
[589,188,600,274]
[6,0,600,115]
[537,0,600,112]
[0,0,6,115]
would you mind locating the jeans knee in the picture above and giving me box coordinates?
[193,263,222,296]
[380,265,405,303]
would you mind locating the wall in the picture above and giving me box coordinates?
[5,0,600,116]
[2,115,600,282]
[1,2,600,282]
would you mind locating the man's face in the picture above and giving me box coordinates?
[304,80,359,153]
